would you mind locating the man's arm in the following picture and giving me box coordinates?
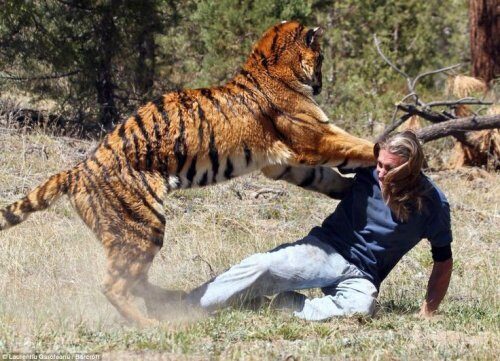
[261,165,353,199]
[420,258,453,317]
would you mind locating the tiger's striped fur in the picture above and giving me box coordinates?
[0,21,374,325]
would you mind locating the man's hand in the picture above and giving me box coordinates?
[419,258,453,318]
[419,300,436,318]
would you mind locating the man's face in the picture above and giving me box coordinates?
[376,149,406,188]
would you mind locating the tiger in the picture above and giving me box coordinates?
[0,21,375,326]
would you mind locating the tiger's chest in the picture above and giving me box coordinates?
[166,150,273,190]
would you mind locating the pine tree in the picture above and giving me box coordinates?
[469,0,500,86]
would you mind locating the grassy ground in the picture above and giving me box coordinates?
[0,126,498,360]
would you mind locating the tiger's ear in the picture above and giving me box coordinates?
[305,27,324,47]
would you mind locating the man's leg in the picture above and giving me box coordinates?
[186,236,360,310]
[292,277,378,321]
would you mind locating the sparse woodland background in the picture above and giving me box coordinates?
[1,0,497,135]
[0,1,499,360]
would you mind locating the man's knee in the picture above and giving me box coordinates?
[240,253,272,274]
[332,278,378,317]
[346,294,377,317]
[293,287,377,321]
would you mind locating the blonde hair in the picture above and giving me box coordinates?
[374,131,429,222]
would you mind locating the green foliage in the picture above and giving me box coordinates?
[187,0,312,86]
[0,0,169,129]
[0,0,468,133]
[311,0,469,133]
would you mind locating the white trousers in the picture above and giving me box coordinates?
[187,236,378,321]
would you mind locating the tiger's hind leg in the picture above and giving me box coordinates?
[132,275,187,320]
[98,207,170,326]
[101,242,161,326]
[103,226,185,322]
[68,164,172,325]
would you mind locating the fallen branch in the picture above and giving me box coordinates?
[1,107,69,128]
[377,113,413,141]
[397,104,450,123]
[373,34,413,92]
[192,255,216,278]
[416,113,500,143]
[253,188,286,199]
[373,34,462,103]
[0,70,81,81]
[0,104,103,138]
[425,98,493,107]
[410,64,462,92]
[372,33,498,151]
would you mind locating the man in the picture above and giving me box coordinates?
[186,131,453,320]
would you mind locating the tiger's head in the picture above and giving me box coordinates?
[244,21,324,96]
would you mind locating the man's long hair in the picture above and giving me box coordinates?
[374,131,430,222]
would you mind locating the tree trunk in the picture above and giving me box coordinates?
[135,27,156,98]
[137,1,158,98]
[469,0,500,86]
[94,2,119,132]
[133,0,159,99]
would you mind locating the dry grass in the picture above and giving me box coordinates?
[0,127,498,360]
[445,75,488,99]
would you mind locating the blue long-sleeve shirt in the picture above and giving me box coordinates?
[309,167,452,288]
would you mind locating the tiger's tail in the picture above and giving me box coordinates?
[0,170,71,231]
